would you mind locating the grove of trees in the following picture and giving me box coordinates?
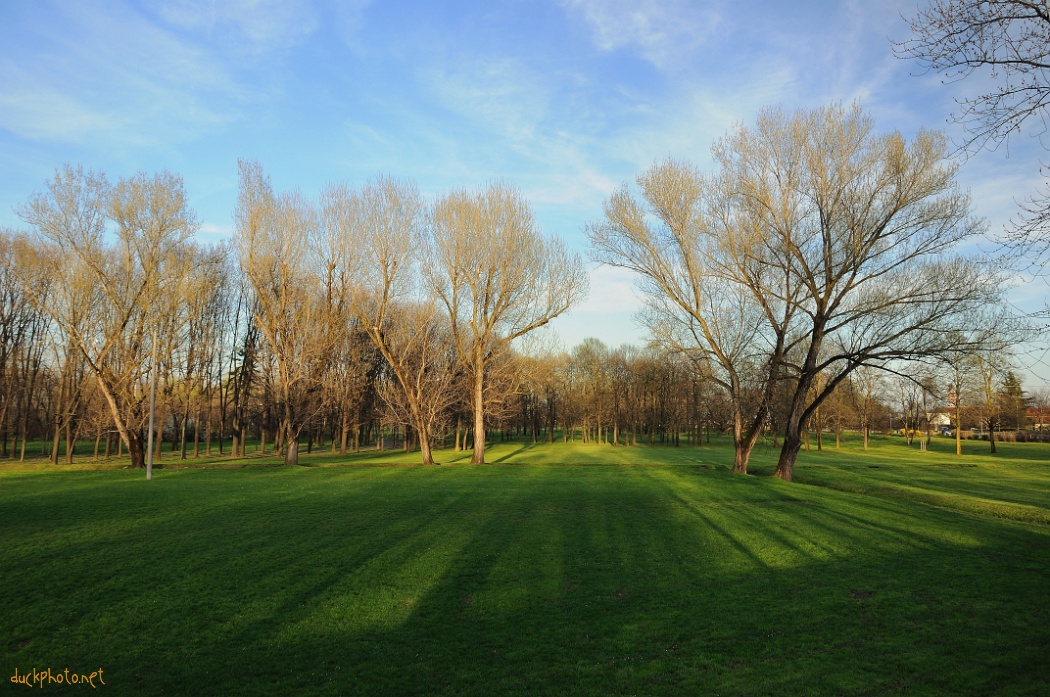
[0,103,1036,480]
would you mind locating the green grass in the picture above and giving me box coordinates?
[1,437,1047,695]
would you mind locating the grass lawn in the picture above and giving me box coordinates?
[1,436,1047,695]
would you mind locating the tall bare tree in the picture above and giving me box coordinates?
[321,177,454,465]
[0,231,47,457]
[722,104,1001,480]
[427,183,587,464]
[235,160,329,466]
[15,166,198,472]
[588,158,794,473]
[372,303,458,456]
[850,364,884,450]
[592,105,1002,480]
[323,320,379,455]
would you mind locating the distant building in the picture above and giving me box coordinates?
[926,411,952,428]
[1028,407,1050,430]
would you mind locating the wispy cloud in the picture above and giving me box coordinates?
[414,55,618,206]
[145,0,321,51]
[562,0,723,71]
[0,85,131,145]
[0,1,243,149]
[419,58,551,144]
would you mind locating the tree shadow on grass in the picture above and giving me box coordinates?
[3,467,1048,696]
[491,443,539,464]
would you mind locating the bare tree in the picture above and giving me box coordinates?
[372,303,458,455]
[15,166,198,472]
[588,157,797,473]
[6,271,50,462]
[323,320,379,455]
[0,231,49,458]
[850,365,884,450]
[973,349,1015,452]
[428,183,587,464]
[235,160,330,466]
[593,105,1002,480]
[216,264,259,458]
[899,1,1050,151]
[898,1,1050,270]
[321,177,455,465]
[735,105,1004,479]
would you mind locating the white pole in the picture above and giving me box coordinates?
[146,326,158,481]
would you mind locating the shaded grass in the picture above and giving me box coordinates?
[1,438,1048,695]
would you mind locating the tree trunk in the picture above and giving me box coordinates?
[730,406,766,475]
[205,417,212,456]
[283,406,299,464]
[418,430,435,465]
[127,430,146,470]
[775,424,804,482]
[170,415,179,452]
[410,408,436,465]
[50,424,60,464]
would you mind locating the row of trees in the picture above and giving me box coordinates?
[1,103,1031,480]
[2,269,1037,470]
[1,163,587,471]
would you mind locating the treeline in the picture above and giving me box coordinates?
[1,103,1031,477]
[0,259,904,468]
[1,163,588,471]
[0,215,1030,467]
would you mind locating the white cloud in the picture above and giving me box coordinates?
[0,2,243,148]
[415,55,620,207]
[420,58,549,141]
[199,222,233,237]
[577,264,643,314]
[562,0,723,71]
[546,265,647,350]
[0,86,131,144]
[147,0,321,50]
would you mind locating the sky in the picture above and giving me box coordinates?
[1,0,1048,383]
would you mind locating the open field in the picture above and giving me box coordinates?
[2,437,1048,695]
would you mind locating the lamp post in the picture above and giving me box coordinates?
[146,325,158,481]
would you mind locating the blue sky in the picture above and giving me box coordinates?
[1,0,1047,381]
